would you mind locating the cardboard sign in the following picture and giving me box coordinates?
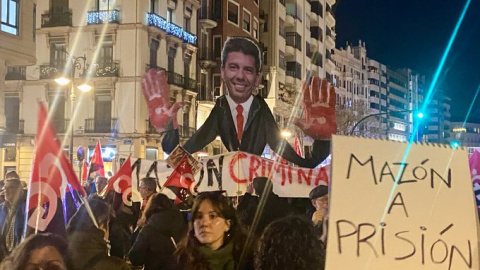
[326,135,480,270]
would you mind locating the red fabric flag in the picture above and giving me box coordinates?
[294,136,303,158]
[164,156,195,203]
[101,157,132,206]
[89,141,105,177]
[81,161,88,184]
[469,150,480,214]
[27,103,85,233]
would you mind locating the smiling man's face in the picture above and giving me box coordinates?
[221,51,261,104]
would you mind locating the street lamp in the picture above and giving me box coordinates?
[349,109,424,136]
[54,54,93,163]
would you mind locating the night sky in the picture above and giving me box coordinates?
[334,0,480,122]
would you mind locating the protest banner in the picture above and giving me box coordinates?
[326,135,480,270]
[125,151,329,198]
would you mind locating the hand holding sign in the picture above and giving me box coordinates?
[294,77,337,140]
[141,69,183,133]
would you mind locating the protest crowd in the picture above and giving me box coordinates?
[0,170,330,270]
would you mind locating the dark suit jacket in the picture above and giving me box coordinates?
[163,95,330,168]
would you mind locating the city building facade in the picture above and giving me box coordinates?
[1,0,37,178]
[424,91,451,144]
[3,0,200,180]
[451,121,480,149]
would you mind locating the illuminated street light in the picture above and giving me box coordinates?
[350,109,425,137]
[281,130,292,137]
[54,53,93,165]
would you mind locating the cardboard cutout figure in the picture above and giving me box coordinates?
[142,37,336,168]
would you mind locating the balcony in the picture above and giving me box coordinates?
[325,28,335,49]
[146,13,197,45]
[167,72,184,88]
[286,32,302,55]
[310,1,323,18]
[145,120,157,134]
[5,120,24,134]
[325,5,335,27]
[199,48,216,69]
[85,118,118,133]
[41,11,72,28]
[91,61,120,77]
[184,78,198,92]
[5,66,26,80]
[311,26,323,42]
[39,65,63,80]
[279,0,285,7]
[86,9,120,24]
[178,125,196,138]
[198,5,218,29]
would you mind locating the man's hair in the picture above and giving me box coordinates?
[5,171,20,180]
[4,178,21,187]
[221,37,262,73]
[140,177,157,192]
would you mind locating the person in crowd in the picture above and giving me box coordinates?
[309,184,329,243]
[237,177,294,236]
[0,175,26,259]
[172,191,252,270]
[0,180,5,205]
[138,177,157,213]
[0,233,73,270]
[94,176,108,196]
[254,216,325,270]
[67,198,131,270]
[128,193,187,270]
[83,176,96,196]
[143,37,335,169]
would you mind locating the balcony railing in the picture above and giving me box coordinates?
[145,120,157,134]
[146,13,197,45]
[184,78,197,92]
[167,72,184,88]
[41,11,72,27]
[86,9,120,24]
[39,65,63,80]
[306,42,312,58]
[5,66,26,80]
[5,120,24,134]
[286,32,302,51]
[85,118,118,133]
[311,1,323,18]
[178,125,196,138]
[91,61,120,77]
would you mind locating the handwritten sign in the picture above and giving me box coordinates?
[126,151,329,198]
[326,135,480,270]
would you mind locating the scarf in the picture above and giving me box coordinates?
[198,241,235,270]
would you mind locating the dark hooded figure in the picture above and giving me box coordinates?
[236,177,294,237]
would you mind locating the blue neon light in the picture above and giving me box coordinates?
[86,10,120,24]
[146,13,197,45]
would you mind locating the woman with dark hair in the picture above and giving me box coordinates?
[172,191,252,270]
[67,198,131,270]
[254,216,326,270]
[0,233,72,270]
[128,193,187,270]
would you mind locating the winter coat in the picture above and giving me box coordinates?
[128,208,187,270]
[68,228,131,270]
[0,200,25,257]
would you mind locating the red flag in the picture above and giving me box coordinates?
[469,150,480,214]
[81,161,88,184]
[164,156,195,189]
[294,136,303,158]
[27,103,85,233]
[89,141,105,177]
[164,156,195,204]
[101,157,132,205]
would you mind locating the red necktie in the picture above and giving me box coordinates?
[236,105,244,141]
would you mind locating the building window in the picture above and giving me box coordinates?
[4,96,20,134]
[99,41,113,67]
[213,74,221,97]
[1,0,19,35]
[50,40,67,68]
[48,93,66,133]
[253,18,259,40]
[150,0,159,13]
[213,35,222,59]
[167,8,174,23]
[184,16,191,32]
[227,0,239,25]
[98,0,114,10]
[149,39,159,68]
[94,94,112,132]
[146,147,158,160]
[4,146,16,162]
[279,18,285,38]
[243,9,250,32]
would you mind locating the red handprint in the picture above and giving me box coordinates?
[294,77,337,140]
[142,69,183,133]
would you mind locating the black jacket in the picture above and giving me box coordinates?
[163,95,329,168]
[128,208,187,270]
